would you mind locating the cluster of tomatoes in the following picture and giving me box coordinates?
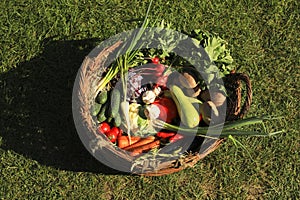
[97,122,122,143]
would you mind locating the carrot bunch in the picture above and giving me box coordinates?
[117,136,160,156]
[116,131,182,156]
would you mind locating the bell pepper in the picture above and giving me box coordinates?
[169,134,184,143]
[156,131,176,138]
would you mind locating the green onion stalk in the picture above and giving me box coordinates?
[95,0,152,95]
[153,116,284,139]
[120,5,152,143]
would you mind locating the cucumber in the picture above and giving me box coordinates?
[98,102,108,119]
[110,89,121,118]
[113,113,122,127]
[170,85,200,128]
[92,103,102,116]
[96,90,108,104]
[97,114,107,123]
[107,117,113,123]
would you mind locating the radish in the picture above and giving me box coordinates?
[156,75,168,88]
[131,64,166,77]
[155,64,165,73]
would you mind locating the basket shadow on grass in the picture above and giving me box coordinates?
[0,38,125,175]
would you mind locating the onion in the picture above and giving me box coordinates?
[179,72,197,88]
[211,92,226,107]
[200,101,219,125]
[185,86,201,97]
[200,90,211,101]
[200,90,226,107]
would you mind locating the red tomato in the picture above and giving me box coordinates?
[105,130,118,143]
[151,57,160,64]
[153,104,168,122]
[153,97,178,123]
[98,122,110,134]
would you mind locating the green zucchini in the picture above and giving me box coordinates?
[187,96,203,104]
[170,85,200,128]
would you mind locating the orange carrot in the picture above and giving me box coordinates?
[117,136,141,149]
[129,140,161,156]
[123,136,156,151]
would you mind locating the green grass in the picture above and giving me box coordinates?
[0,0,299,199]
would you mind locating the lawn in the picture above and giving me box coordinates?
[0,0,299,199]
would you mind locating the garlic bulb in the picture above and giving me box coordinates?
[142,90,156,104]
[153,86,162,96]
[144,104,160,120]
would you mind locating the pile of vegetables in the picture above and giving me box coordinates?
[90,3,282,158]
[91,28,282,157]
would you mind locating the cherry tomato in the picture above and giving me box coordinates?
[117,127,123,137]
[110,127,120,136]
[151,57,160,64]
[105,130,118,143]
[98,122,110,134]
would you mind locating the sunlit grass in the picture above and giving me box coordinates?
[0,0,299,199]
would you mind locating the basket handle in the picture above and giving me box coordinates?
[225,72,252,121]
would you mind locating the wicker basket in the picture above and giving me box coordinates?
[74,41,252,176]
